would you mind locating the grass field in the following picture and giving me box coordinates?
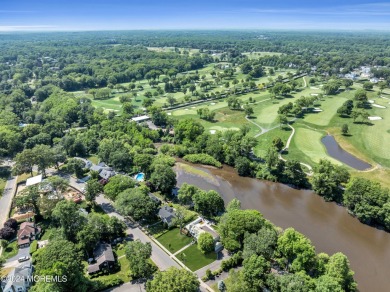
[285,125,342,167]
[2,240,18,259]
[254,127,292,158]
[155,228,192,253]
[179,244,217,271]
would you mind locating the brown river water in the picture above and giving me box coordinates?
[175,161,390,292]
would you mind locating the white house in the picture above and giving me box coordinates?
[1,264,32,292]
[185,217,223,252]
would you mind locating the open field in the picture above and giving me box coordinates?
[242,51,283,59]
[179,244,216,271]
[155,228,192,254]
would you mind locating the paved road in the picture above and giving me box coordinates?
[0,175,18,226]
[95,195,180,271]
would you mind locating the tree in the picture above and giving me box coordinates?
[0,227,16,240]
[122,102,134,115]
[150,163,177,195]
[276,228,316,273]
[363,81,374,91]
[85,178,103,204]
[343,79,353,90]
[52,200,86,241]
[193,190,224,216]
[4,218,18,230]
[322,79,341,95]
[272,137,284,152]
[146,267,199,292]
[341,124,349,135]
[178,183,200,205]
[175,119,204,143]
[226,198,241,212]
[219,209,266,251]
[34,239,88,292]
[235,156,252,176]
[103,174,135,201]
[66,158,85,178]
[243,255,270,290]
[312,160,350,202]
[167,95,177,107]
[244,105,254,117]
[198,232,214,253]
[13,149,35,176]
[115,187,158,221]
[354,89,368,108]
[243,227,278,260]
[32,144,55,177]
[326,253,357,291]
[173,205,186,234]
[125,240,154,279]
[315,275,343,292]
[278,114,288,128]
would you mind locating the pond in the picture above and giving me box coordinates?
[175,160,390,292]
[321,135,371,170]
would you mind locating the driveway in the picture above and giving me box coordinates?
[4,246,31,268]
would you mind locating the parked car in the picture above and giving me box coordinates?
[18,256,30,263]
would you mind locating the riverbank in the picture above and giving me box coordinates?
[174,160,390,292]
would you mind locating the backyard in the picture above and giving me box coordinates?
[155,227,193,254]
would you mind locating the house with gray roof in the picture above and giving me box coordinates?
[87,243,116,274]
[1,264,32,292]
[158,205,176,227]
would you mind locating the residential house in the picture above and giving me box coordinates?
[17,222,41,248]
[158,205,176,227]
[1,264,33,292]
[185,217,223,252]
[87,243,116,274]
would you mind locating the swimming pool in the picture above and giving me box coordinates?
[135,173,145,182]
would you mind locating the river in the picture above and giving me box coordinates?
[175,161,390,292]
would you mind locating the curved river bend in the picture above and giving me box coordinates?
[175,161,390,292]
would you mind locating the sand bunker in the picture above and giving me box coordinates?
[191,107,196,109]
[311,93,319,96]
[372,104,386,109]
[368,100,375,104]
[368,116,382,121]
[310,87,319,90]
[211,102,216,105]
[313,108,323,112]
[185,108,189,111]
[167,112,172,115]
[210,130,216,134]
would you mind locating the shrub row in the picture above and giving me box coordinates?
[183,154,222,168]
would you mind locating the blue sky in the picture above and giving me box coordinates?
[1,0,390,31]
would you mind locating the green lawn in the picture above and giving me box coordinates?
[155,227,192,254]
[254,127,292,158]
[303,95,348,126]
[2,240,18,259]
[180,244,217,271]
[285,125,342,167]
[87,155,99,165]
